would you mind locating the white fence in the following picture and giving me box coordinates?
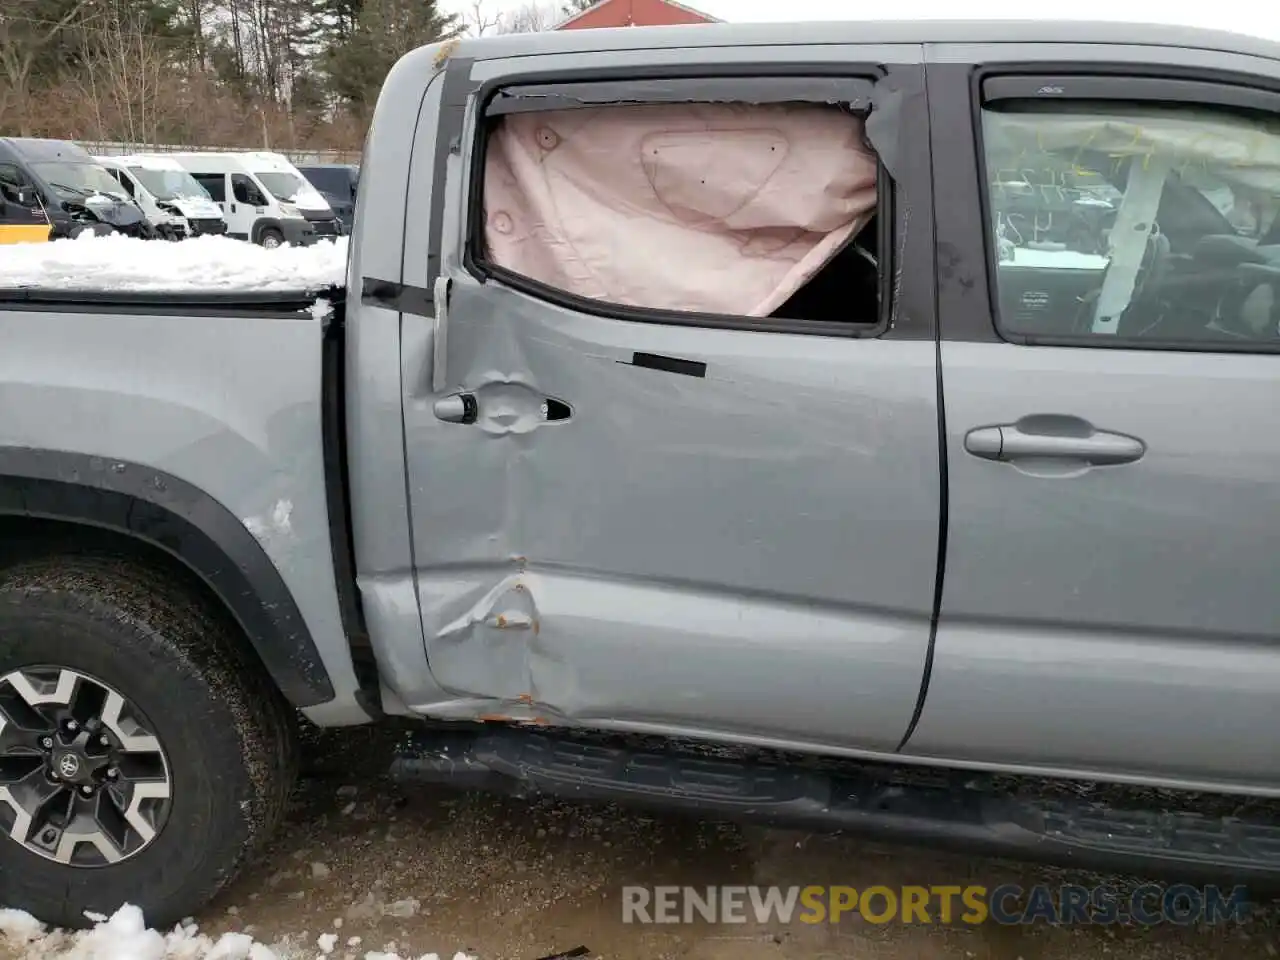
[78,140,360,165]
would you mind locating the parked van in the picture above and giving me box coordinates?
[98,155,228,240]
[296,163,358,233]
[0,138,152,239]
[164,152,340,247]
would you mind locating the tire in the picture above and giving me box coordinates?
[0,555,298,929]
[259,229,284,248]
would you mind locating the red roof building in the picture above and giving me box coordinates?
[555,0,720,29]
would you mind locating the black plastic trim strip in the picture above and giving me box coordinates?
[480,263,880,337]
[898,61,946,753]
[625,352,707,378]
[426,56,476,294]
[982,73,1280,114]
[486,76,876,115]
[926,62,1001,343]
[0,447,336,708]
[0,286,339,318]
[361,276,434,317]
[999,333,1280,354]
[319,306,382,717]
[877,63,932,342]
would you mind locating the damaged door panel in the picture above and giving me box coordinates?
[400,49,942,753]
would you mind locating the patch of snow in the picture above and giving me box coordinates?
[0,234,347,293]
[1001,246,1109,270]
[309,299,335,322]
[0,909,44,943]
[0,904,475,960]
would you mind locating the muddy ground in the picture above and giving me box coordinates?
[8,722,1280,960]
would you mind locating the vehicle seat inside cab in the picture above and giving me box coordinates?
[1186,234,1280,339]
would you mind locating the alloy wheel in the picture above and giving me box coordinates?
[0,667,173,866]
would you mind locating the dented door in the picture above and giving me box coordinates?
[398,47,941,753]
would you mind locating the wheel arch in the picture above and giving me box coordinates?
[251,218,286,245]
[0,447,336,708]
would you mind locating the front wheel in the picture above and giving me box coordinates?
[258,228,284,248]
[0,556,298,929]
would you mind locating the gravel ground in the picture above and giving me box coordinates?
[5,722,1279,960]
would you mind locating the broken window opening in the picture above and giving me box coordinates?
[470,96,888,332]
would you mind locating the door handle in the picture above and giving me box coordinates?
[434,392,477,424]
[965,420,1145,466]
[432,387,571,428]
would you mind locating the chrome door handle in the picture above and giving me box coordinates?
[965,420,1145,466]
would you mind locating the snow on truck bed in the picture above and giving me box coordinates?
[0,235,348,293]
[0,904,473,960]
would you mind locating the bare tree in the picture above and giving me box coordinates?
[462,0,502,36]
[76,1,170,145]
[0,0,93,135]
[496,1,561,33]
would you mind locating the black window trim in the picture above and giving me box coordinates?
[972,63,1280,354]
[0,162,25,189]
[462,70,899,340]
[193,172,226,202]
[232,173,264,205]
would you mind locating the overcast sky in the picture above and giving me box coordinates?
[442,0,1280,41]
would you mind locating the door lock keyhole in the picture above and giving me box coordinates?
[542,398,571,422]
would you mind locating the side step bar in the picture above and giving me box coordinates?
[390,726,1280,885]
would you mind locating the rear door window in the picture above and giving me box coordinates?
[980,96,1280,347]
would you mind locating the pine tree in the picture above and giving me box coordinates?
[324,0,458,112]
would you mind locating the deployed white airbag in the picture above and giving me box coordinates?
[985,104,1280,216]
[482,103,879,317]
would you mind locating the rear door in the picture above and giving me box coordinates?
[911,46,1280,789]
[395,46,943,751]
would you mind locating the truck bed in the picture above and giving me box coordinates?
[0,286,372,726]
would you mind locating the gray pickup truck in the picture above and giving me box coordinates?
[3,17,1280,929]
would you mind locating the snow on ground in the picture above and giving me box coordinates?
[0,235,348,293]
[0,905,472,960]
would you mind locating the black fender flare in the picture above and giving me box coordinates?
[0,446,335,708]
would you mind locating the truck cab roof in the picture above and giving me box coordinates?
[428,17,1280,63]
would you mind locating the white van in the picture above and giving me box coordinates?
[163,152,340,247]
[98,155,227,240]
